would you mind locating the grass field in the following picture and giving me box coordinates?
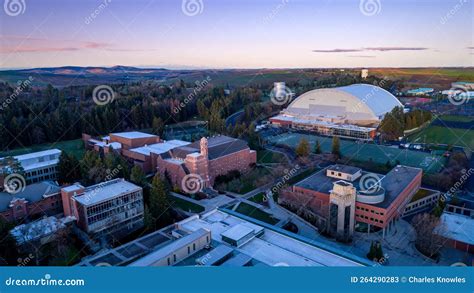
[0,139,85,159]
[268,133,446,173]
[257,150,287,164]
[234,202,279,225]
[169,196,205,213]
[407,115,474,150]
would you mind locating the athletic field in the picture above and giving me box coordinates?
[268,133,446,173]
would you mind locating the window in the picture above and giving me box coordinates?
[188,246,190,254]
[173,254,176,262]
[193,243,196,251]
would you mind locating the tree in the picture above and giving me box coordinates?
[130,165,147,187]
[314,140,322,154]
[412,213,445,259]
[331,136,341,158]
[149,174,170,222]
[0,218,20,265]
[143,205,156,231]
[152,117,164,136]
[295,138,310,157]
[57,152,81,184]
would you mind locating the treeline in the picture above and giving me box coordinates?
[379,107,432,141]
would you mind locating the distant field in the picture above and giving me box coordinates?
[0,139,84,159]
[268,133,446,173]
[407,115,474,149]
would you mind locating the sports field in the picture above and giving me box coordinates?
[0,139,84,159]
[268,133,446,173]
[407,115,474,150]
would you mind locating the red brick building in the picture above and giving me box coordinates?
[155,136,257,191]
[279,164,422,237]
[0,181,62,222]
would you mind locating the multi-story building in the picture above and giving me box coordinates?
[0,181,62,222]
[61,178,144,236]
[279,164,422,238]
[154,136,257,190]
[1,149,61,184]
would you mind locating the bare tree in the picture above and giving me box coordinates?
[412,213,445,259]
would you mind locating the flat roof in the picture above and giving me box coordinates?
[129,229,209,266]
[73,179,141,206]
[327,164,362,175]
[10,149,61,161]
[437,213,474,245]
[130,140,190,156]
[110,131,157,139]
[178,210,364,266]
[196,245,234,266]
[221,223,255,242]
[220,252,252,267]
[295,165,421,209]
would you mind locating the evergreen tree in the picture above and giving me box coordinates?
[295,138,310,157]
[130,165,147,187]
[57,152,81,184]
[152,117,164,136]
[314,140,322,154]
[331,136,341,158]
[149,174,170,221]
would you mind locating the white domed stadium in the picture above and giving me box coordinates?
[269,84,403,140]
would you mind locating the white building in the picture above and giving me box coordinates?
[1,149,61,184]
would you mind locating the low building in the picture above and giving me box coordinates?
[61,178,144,237]
[436,212,474,254]
[402,188,441,218]
[0,181,62,222]
[10,216,75,247]
[279,164,422,238]
[452,81,474,90]
[406,88,434,96]
[1,149,61,184]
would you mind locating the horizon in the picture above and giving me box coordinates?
[1,0,473,69]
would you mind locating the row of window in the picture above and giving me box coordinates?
[356,214,384,224]
[356,206,384,216]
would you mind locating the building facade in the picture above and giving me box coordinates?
[279,164,422,238]
[61,178,144,236]
[0,181,62,222]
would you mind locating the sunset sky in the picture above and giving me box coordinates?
[0,0,472,69]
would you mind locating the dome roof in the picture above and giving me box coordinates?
[285,84,403,122]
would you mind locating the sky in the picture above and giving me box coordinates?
[0,0,473,69]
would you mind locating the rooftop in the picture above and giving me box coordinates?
[110,131,157,139]
[72,178,142,206]
[0,181,61,212]
[10,216,75,244]
[328,164,362,175]
[295,165,421,209]
[130,140,190,156]
[176,210,366,266]
[8,149,61,162]
[437,213,474,245]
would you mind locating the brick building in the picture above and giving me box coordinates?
[154,136,257,190]
[279,164,422,238]
[61,178,144,237]
[0,181,62,222]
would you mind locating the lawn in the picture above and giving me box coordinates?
[410,188,437,203]
[408,125,474,150]
[169,196,205,213]
[257,150,287,164]
[234,202,279,225]
[0,138,85,159]
[268,133,446,173]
